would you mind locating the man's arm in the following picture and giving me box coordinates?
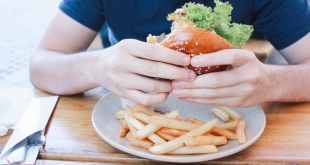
[30,9,99,95]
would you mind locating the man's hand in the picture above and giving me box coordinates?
[94,39,196,105]
[172,49,273,107]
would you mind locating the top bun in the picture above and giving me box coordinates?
[160,27,233,74]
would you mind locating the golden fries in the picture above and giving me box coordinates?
[134,104,159,116]
[167,145,218,155]
[157,128,188,137]
[218,106,242,121]
[236,119,246,144]
[184,136,227,146]
[116,104,247,155]
[135,110,180,140]
[148,116,200,131]
[126,132,154,149]
[155,131,176,141]
[210,126,237,140]
[211,108,229,122]
[216,120,239,131]
[114,110,126,119]
[119,119,127,137]
[149,118,218,155]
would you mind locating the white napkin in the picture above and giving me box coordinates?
[0,97,13,136]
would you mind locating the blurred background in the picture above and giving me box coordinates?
[0,0,287,89]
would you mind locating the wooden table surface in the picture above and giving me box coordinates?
[1,88,310,164]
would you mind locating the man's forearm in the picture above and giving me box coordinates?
[30,49,102,95]
[267,59,310,102]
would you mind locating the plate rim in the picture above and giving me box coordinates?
[92,93,266,163]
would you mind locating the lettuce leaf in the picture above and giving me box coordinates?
[167,0,253,47]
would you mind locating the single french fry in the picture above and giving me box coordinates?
[115,110,126,119]
[185,118,205,125]
[149,118,218,155]
[119,119,127,137]
[184,136,227,146]
[122,119,129,131]
[148,116,200,131]
[212,126,237,140]
[155,131,175,141]
[125,105,134,116]
[127,121,138,139]
[166,145,218,155]
[126,132,154,149]
[158,128,188,137]
[236,118,246,144]
[185,117,237,140]
[134,104,159,116]
[126,114,166,144]
[216,119,240,131]
[211,108,229,122]
[136,110,180,140]
[133,111,150,123]
[218,106,242,121]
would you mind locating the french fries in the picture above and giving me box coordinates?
[211,108,229,122]
[184,136,227,146]
[126,132,154,149]
[148,116,200,131]
[149,118,218,155]
[167,145,218,155]
[135,110,180,140]
[236,119,246,144]
[114,110,126,119]
[218,106,242,121]
[115,104,247,155]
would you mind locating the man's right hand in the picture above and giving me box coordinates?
[93,39,196,105]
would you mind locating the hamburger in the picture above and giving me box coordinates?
[147,0,253,74]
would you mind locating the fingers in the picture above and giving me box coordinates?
[191,49,256,68]
[127,57,196,81]
[173,87,235,98]
[125,74,173,92]
[172,68,244,89]
[179,97,246,108]
[120,39,191,66]
[125,90,169,106]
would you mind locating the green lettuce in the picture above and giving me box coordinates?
[167,0,253,47]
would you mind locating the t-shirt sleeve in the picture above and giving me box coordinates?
[252,0,310,50]
[59,0,105,32]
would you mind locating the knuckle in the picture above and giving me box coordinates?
[144,44,156,59]
[110,55,123,71]
[145,62,158,76]
[229,50,238,64]
[209,89,219,98]
[208,76,220,88]
[147,81,158,92]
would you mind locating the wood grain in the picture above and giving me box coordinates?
[1,88,310,164]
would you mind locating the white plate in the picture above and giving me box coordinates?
[92,93,266,163]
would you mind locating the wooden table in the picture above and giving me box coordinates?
[1,88,310,164]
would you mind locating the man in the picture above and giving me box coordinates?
[30,0,310,107]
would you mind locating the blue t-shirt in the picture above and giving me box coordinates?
[59,0,310,50]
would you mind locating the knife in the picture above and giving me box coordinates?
[7,131,45,164]
[0,96,58,164]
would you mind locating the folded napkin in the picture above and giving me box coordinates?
[0,97,13,136]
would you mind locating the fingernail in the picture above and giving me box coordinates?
[174,90,182,97]
[183,56,190,65]
[189,71,196,80]
[174,81,181,88]
[191,57,199,66]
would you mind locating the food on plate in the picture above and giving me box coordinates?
[147,0,253,74]
[218,106,242,121]
[211,108,229,122]
[114,104,247,155]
